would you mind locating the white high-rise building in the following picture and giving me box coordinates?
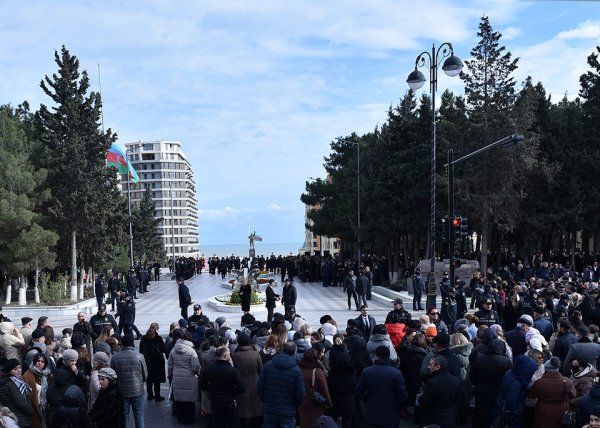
[122,140,199,259]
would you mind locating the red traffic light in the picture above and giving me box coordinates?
[451,217,461,227]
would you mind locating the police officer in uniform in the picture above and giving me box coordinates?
[440,276,458,329]
[474,298,499,327]
[412,268,425,311]
[387,299,412,324]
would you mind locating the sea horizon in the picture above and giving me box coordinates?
[199,242,304,257]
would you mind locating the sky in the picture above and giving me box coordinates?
[1,1,599,248]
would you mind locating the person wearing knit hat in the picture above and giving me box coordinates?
[586,406,600,428]
[0,358,33,427]
[89,367,125,427]
[214,316,227,329]
[425,326,437,338]
[61,349,79,363]
[98,367,117,382]
[2,358,21,374]
[93,351,110,366]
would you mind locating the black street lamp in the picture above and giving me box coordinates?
[407,43,463,309]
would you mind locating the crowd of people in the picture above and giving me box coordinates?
[6,255,600,428]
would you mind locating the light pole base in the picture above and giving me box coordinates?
[426,271,437,310]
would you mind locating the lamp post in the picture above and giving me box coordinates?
[336,138,361,268]
[445,134,525,283]
[407,43,463,309]
[169,180,176,275]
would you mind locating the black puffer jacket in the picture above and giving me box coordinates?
[55,385,92,428]
[0,376,33,427]
[89,381,125,427]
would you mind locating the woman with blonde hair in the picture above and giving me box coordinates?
[259,334,280,365]
[93,326,114,352]
[139,322,166,401]
[297,323,313,340]
[273,323,289,346]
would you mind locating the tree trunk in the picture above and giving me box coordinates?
[18,276,27,306]
[70,230,78,303]
[480,213,490,274]
[34,268,40,304]
[5,278,12,305]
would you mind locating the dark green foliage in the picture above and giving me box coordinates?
[36,46,127,270]
[0,105,58,275]
[133,188,166,263]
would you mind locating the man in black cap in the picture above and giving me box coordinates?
[188,304,210,334]
[126,267,139,299]
[473,298,499,327]
[20,317,33,347]
[107,271,121,312]
[177,278,192,321]
[412,268,425,311]
[387,299,411,324]
[95,273,105,307]
[555,293,570,321]
[90,304,119,340]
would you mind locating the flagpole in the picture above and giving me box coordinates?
[126,148,134,268]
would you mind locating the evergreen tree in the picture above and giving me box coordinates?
[36,46,126,300]
[133,188,166,263]
[459,16,536,272]
[0,106,58,283]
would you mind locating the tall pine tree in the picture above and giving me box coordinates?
[37,46,125,301]
[133,188,166,263]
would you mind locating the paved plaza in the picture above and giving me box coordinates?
[19,272,434,427]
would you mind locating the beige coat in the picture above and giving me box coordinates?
[0,322,25,361]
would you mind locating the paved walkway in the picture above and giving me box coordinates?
[27,273,438,427]
[46,272,421,335]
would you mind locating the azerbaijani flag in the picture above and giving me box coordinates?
[254,234,263,242]
[106,144,140,183]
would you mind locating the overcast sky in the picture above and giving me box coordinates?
[1,1,599,246]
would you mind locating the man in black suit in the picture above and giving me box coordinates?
[355,304,376,341]
[265,279,280,323]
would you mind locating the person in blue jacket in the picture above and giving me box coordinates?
[257,341,305,428]
[493,354,538,428]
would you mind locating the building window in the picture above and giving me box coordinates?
[143,143,154,151]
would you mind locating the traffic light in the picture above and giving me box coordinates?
[451,215,462,242]
[460,217,469,240]
[439,216,449,241]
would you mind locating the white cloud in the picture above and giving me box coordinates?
[0,0,596,244]
[502,26,522,40]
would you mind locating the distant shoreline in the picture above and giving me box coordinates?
[199,242,304,257]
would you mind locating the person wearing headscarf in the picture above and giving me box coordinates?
[88,367,125,428]
[23,353,52,428]
[0,358,34,427]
